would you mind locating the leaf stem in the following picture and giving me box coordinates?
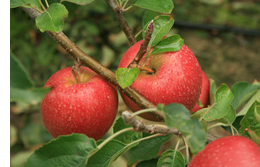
[177,146,186,151]
[124,133,162,149]
[123,5,133,12]
[135,29,142,38]
[230,126,235,136]
[45,0,49,8]
[230,125,239,135]
[131,108,158,117]
[38,0,46,10]
[172,137,181,164]
[122,0,129,9]
[174,137,181,151]
[181,135,190,164]
[97,127,134,150]
[207,122,227,130]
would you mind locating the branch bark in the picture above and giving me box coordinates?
[128,20,154,67]
[21,7,165,121]
[105,0,136,46]
[122,110,218,143]
[122,111,180,135]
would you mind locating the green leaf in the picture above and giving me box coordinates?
[221,115,243,134]
[231,81,259,109]
[36,3,68,32]
[87,139,138,167]
[209,78,217,105]
[247,129,260,147]
[143,15,174,47]
[161,103,206,154]
[191,107,209,119]
[11,0,26,8]
[255,105,260,123]
[61,0,94,5]
[116,68,139,88]
[127,134,172,166]
[134,0,174,14]
[218,105,236,124]
[157,150,185,167]
[240,101,260,138]
[237,89,260,116]
[113,117,142,144]
[136,159,158,167]
[10,0,42,10]
[151,35,184,54]
[10,53,33,89]
[20,123,53,148]
[142,10,158,28]
[24,134,97,167]
[204,84,234,121]
[10,87,50,105]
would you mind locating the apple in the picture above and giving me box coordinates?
[118,40,202,121]
[188,136,260,167]
[40,66,118,140]
[190,71,210,113]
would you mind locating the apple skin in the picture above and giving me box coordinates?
[118,40,202,121]
[40,66,118,141]
[188,136,260,167]
[190,71,210,114]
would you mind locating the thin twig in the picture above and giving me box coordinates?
[128,20,154,67]
[21,7,165,121]
[105,0,136,45]
[122,111,179,135]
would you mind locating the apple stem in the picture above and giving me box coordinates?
[130,64,155,73]
[72,58,82,84]
[128,20,154,67]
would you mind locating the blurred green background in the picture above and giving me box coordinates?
[10,0,260,166]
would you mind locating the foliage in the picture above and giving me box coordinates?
[10,0,260,166]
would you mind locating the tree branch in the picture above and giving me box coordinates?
[21,7,165,121]
[105,0,136,46]
[122,110,218,143]
[122,111,180,135]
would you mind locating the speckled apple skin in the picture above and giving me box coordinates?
[41,66,118,140]
[188,136,260,167]
[118,40,202,121]
[190,71,210,113]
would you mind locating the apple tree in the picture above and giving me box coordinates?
[10,0,260,166]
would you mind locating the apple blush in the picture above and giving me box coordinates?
[41,66,118,140]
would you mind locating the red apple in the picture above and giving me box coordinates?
[118,40,202,121]
[190,71,210,113]
[188,136,260,167]
[40,66,118,140]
